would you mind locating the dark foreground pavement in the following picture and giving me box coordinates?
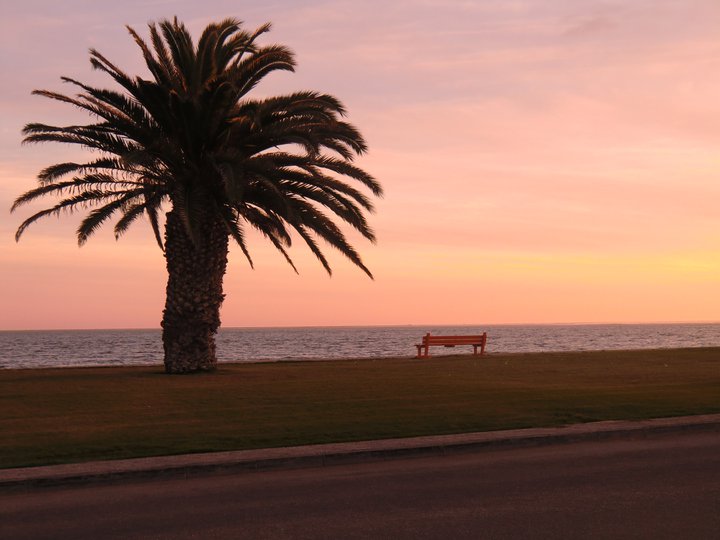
[2,416,720,539]
[2,414,720,489]
[2,429,720,539]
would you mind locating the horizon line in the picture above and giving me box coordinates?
[2,320,720,333]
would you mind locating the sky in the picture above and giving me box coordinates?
[1,0,719,330]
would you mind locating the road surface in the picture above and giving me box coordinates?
[2,430,719,539]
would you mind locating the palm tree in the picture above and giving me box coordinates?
[12,17,382,374]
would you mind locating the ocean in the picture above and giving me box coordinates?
[1,323,719,369]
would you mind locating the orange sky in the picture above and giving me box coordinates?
[1,0,719,330]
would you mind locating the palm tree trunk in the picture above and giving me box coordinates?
[161,208,229,373]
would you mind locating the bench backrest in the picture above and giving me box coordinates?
[422,333,486,346]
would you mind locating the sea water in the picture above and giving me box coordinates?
[1,323,719,369]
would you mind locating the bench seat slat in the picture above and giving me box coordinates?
[424,338,484,344]
[424,335,485,340]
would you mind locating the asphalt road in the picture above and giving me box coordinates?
[2,431,719,539]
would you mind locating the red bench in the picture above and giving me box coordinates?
[415,332,487,358]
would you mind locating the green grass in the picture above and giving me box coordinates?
[1,347,719,469]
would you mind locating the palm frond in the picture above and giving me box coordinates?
[295,224,332,275]
[77,191,143,245]
[37,158,127,184]
[11,175,139,211]
[15,190,130,241]
[233,45,295,99]
[145,196,165,251]
[216,203,254,268]
[113,201,149,239]
[288,197,373,278]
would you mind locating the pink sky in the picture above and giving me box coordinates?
[1,0,719,330]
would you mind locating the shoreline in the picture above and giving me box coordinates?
[2,344,720,372]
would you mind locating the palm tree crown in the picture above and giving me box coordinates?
[13,17,382,373]
[14,17,382,276]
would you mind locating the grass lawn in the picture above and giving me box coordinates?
[1,347,719,469]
